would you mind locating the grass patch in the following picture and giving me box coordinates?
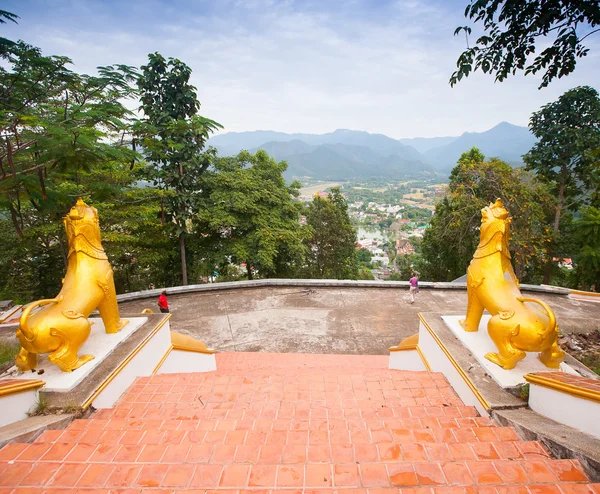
[28,394,48,416]
[0,341,19,366]
[578,354,600,376]
[518,383,530,400]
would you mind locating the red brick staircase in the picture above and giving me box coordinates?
[1,352,598,492]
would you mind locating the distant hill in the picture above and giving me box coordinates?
[248,140,434,180]
[208,123,536,179]
[424,122,536,171]
[398,136,458,154]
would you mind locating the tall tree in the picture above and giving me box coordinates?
[304,188,359,280]
[0,40,139,237]
[524,86,600,283]
[196,150,307,280]
[421,148,551,282]
[136,52,221,285]
[451,0,600,88]
[0,37,171,300]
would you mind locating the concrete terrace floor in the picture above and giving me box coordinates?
[118,286,600,355]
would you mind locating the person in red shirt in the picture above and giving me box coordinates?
[157,290,169,313]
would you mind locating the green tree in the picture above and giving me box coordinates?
[0,160,172,301]
[0,41,139,237]
[0,38,180,300]
[524,86,600,283]
[196,150,307,280]
[421,148,551,282]
[451,1,600,88]
[394,255,419,280]
[573,206,600,289]
[304,187,359,280]
[136,52,221,285]
[456,146,485,166]
[357,268,375,280]
[356,247,372,264]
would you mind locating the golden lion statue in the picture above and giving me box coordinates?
[16,198,128,372]
[459,199,564,370]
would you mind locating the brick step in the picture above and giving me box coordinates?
[83,412,495,430]
[0,457,589,489]
[32,425,523,447]
[1,351,595,491]
[64,415,496,434]
[124,368,455,392]
[2,488,600,494]
[95,404,478,417]
[213,352,392,370]
[3,438,549,464]
[104,403,476,418]
[135,368,441,380]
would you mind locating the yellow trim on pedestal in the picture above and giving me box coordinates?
[415,346,431,371]
[389,333,430,371]
[0,379,45,397]
[82,314,171,410]
[152,333,216,374]
[418,313,490,410]
[0,304,22,324]
[389,333,419,351]
[524,373,600,404]
[152,345,173,374]
[570,289,600,298]
[171,332,216,354]
[141,308,154,314]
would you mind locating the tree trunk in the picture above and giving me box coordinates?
[179,232,188,285]
[543,179,566,285]
[246,263,253,280]
[8,199,23,238]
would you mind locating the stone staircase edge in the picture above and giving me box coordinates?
[0,413,76,449]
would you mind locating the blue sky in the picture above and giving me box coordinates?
[4,0,600,138]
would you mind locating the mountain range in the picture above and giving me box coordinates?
[208,122,536,180]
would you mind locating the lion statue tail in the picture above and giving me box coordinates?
[516,296,557,337]
[19,296,63,342]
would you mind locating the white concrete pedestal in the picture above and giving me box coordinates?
[2,317,148,392]
[442,315,576,388]
[528,383,600,439]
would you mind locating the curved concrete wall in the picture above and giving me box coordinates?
[116,278,570,303]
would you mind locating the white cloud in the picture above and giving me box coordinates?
[4,0,600,138]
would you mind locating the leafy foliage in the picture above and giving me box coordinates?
[0,34,182,300]
[304,187,359,280]
[421,148,551,282]
[574,207,600,289]
[451,0,600,88]
[0,40,139,235]
[195,150,307,280]
[523,86,600,283]
[136,52,222,285]
[0,9,19,50]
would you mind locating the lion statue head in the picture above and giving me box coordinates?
[475,198,511,259]
[64,198,107,260]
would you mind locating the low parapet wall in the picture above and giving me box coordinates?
[116,278,570,302]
